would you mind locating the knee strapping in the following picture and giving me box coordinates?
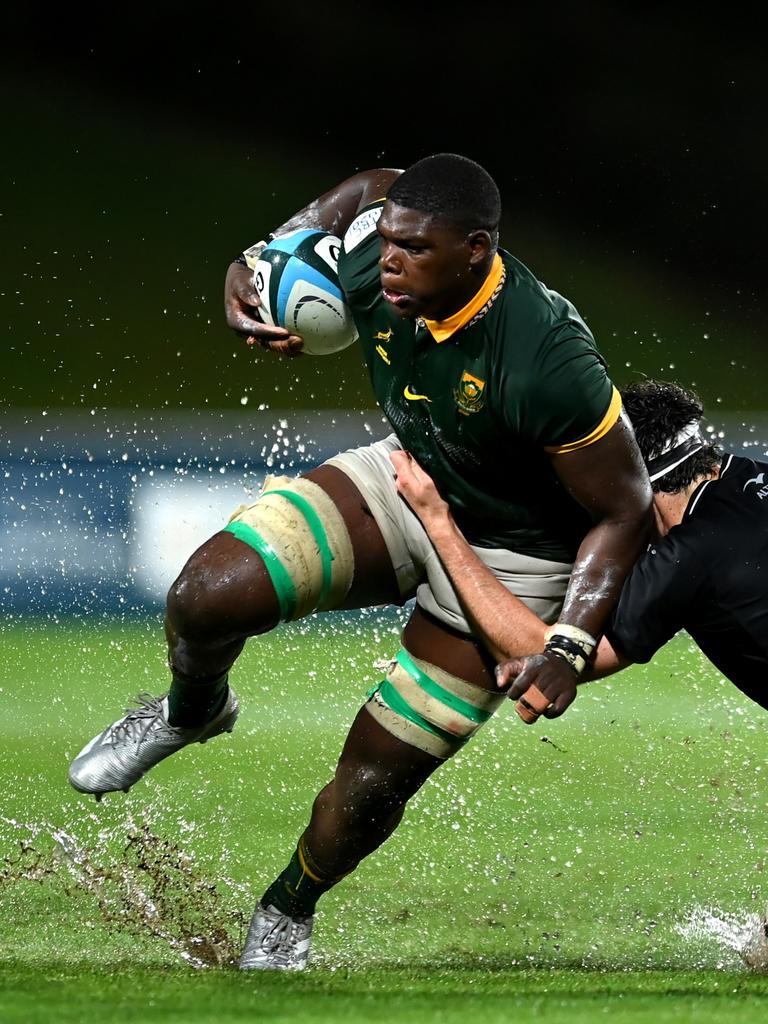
[365,648,505,759]
[223,475,354,620]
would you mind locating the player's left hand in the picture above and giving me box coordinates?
[495,652,578,724]
[390,450,450,525]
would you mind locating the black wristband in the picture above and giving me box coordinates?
[544,648,580,676]
[233,253,248,267]
[545,635,589,662]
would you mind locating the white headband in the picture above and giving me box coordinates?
[646,421,704,482]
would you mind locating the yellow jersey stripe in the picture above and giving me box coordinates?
[544,386,622,455]
[423,254,504,343]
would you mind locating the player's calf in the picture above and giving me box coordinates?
[251,646,503,930]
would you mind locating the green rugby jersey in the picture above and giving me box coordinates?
[338,202,620,561]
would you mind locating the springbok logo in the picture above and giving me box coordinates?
[454,371,486,416]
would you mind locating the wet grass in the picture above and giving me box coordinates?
[3,612,768,1021]
[3,962,768,1024]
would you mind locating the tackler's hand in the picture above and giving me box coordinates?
[496,652,578,724]
[224,262,304,358]
[390,450,450,526]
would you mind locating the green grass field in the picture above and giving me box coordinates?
[3,612,768,1022]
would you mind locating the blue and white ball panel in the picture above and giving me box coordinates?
[252,230,357,355]
[264,229,320,256]
[275,260,344,324]
[285,285,356,355]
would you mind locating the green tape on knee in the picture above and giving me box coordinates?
[266,488,334,611]
[223,520,296,620]
[376,679,469,747]
[395,649,492,725]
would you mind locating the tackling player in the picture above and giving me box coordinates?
[68,154,652,969]
[584,378,768,693]
[398,378,768,713]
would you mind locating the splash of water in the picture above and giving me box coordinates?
[674,905,768,973]
[0,814,248,969]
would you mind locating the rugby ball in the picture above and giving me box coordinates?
[252,230,358,356]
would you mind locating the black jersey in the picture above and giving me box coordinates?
[605,454,768,705]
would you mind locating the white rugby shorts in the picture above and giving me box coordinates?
[325,434,572,634]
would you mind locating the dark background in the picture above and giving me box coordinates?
[2,3,765,413]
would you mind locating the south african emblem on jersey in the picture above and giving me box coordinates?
[454,371,486,415]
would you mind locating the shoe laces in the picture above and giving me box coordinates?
[260,911,307,967]
[109,693,170,747]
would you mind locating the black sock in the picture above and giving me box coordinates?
[166,669,229,727]
[261,836,353,918]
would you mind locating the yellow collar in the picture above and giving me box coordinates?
[423,253,504,343]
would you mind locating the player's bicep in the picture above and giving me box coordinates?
[517,326,617,449]
[549,411,652,525]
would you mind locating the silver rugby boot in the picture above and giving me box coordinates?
[68,689,239,799]
[239,902,314,971]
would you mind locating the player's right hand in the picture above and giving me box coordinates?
[496,652,578,723]
[224,262,304,358]
[390,450,451,525]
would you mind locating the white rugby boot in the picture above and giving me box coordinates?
[239,902,314,971]
[742,915,768,972]
[68,689,239,799]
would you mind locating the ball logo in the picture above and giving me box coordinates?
[294,293,345,324]
[254,230,357,355]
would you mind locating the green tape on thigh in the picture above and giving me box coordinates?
[395,649,492,725]
[223,520,296,620]
[376,679,469,747]
[266,488,334,610]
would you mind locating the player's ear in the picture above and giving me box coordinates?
[466,230,493,267]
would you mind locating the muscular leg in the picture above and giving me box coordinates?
[262,605,499,914]
[164,465,402,721]
[68,462,407,802]
[165,466,500,920]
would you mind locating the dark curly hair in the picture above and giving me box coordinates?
[621,379,722,494]
[388,153,501,237]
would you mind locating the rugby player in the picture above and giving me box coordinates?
[588,378,768,691]
[68,154,652,970]
[398,378,768,708]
